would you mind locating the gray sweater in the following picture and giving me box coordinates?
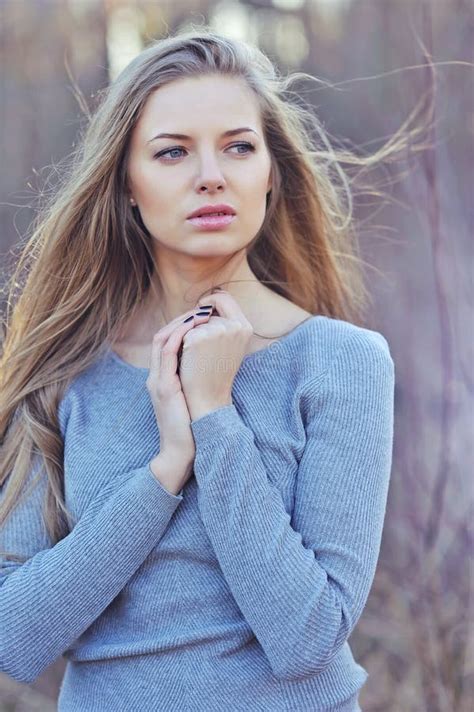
[0,315,395,711]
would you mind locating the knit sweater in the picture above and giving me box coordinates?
[0,315,395,711]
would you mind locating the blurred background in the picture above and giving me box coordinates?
[0,0,472,710]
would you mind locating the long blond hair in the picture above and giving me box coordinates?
[0,27,430,557]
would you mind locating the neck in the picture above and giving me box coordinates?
[128,253,272,343]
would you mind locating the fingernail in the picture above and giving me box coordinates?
[198,304,213,309]
[195,311,211,316]
[183,315,194,323]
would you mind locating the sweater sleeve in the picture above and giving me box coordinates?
[189,328,395,682]
[0,458,183,684]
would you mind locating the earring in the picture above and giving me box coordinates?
[129,197,136,205]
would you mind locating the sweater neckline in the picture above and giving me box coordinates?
[105,315,321,376]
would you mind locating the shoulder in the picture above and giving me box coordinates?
[265,293,393,375]
[296,316,395,422]
[292,314,394,378]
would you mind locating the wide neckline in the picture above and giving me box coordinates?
[105,314,321,376]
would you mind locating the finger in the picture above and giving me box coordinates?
[157,307,197,333]
[148,305,209,359]
[150,309,212,380]
[191,291,250,327]
[155,302,215,334]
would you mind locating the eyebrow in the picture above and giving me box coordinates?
[147,127,258,143]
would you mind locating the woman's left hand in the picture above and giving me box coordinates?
[178,291,254,421]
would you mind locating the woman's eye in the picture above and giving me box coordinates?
[154,142,255,161]
[154,147,186,160]
[229,142,255,155]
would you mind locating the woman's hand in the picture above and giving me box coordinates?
[146,305,214,486]
[178,291,254,422]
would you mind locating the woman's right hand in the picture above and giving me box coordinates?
[146,305,213,493]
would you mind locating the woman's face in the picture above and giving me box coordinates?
[127,74,272,260]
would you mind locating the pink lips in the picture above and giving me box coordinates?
[186,203,236,219]
[186,214,236,230]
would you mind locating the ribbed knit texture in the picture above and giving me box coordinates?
[0,315,395,711]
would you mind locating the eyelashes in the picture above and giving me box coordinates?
[153,142,256,161]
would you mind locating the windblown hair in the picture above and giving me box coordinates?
[0,27,430,557]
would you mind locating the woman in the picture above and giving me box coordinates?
[0,28,399,711]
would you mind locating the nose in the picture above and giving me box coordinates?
[194,151,226,193]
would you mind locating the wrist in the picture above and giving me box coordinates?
[189,399,233,422]
[149,452,190,496]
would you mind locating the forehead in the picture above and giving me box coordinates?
[133,75,263,139]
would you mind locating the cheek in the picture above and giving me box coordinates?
[239,193,268,235]
[139,187,176,225]
[244,161,271,196]
[242,174,270,210]
[130,162,164,198]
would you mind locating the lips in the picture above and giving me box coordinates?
[187,213,236,230]
[186,204,236,219]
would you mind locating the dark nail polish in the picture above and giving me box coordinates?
[195,311,211,316]
[183,315,194,323]
[198,304,213,309]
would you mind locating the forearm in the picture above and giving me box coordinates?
[0,466,183,683]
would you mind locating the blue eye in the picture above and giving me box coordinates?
[154,142,256,161]
[155,147,186,160]
[230,142,255,155]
